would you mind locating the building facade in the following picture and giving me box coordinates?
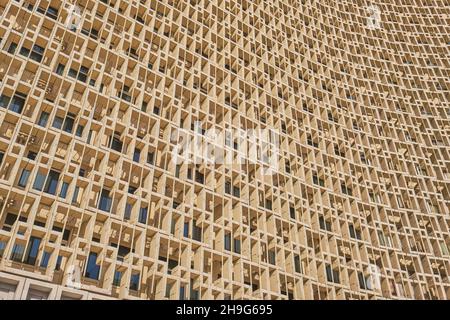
[0,0,449,300]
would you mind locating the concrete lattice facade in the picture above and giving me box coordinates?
[0,0,449,300]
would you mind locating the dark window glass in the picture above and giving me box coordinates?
[44,170,60,195]
[33,172,46,191]
[358,272,367,290]
[24,236,41,265]
[124,203,132,220]
[18,169,31,187]
[56,63,65,75]
[85,252,100,280]
[224,233,231,251]
[147,152,154,164]
[27,151,37,160]
[294,255,301,273]
[40,251,51,268]
[68,68,77,78]
[7,42,17,54]
[9,94,26,114]
[3,213,18,231]
[19,46,30,57]
[233,238,241,254]
[72,186,80,204]
[0,95,11,108]
[10,243,25,262]
[326,265,333,282]
[98,189,112,212]
[52,116,63,129]
[290,207,296,219]
[30,44,44,62]
[138,207,148,224]
[111,136,123,152]
[268,250,276,265]
[75,125,84,137]
[133,148,140,162]
[183,222,189,237]
[130,273,140,291]
[59,182,69,198]
[38,112,49,126]
[55,255,62,270]
[113,270,122,286]
[63,116,75,133]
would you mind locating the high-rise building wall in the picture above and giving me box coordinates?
[0,0,448,300]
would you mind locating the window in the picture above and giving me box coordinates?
[10,243,25,262]
[349,224,362,240]
[37,112,49,126]
[179,285,186,300]
[130,273,140,291]
[124,203,132,220]
[341,183,352,196]
[138,207,148,224]
[110,135,123,152]
[183,222,189,238]
[268,250,276,265]
[133,148,141,162]
[55,255,63,270]
[319,216,332,232]
[18,169,31,187]
[32,172,46,191]
[141,101,148,112]
[27,151,37,160]
[326,264,333,282]
[232,186,240,198]
[192,222,202,242]
[98,189,112,212]
[52,116,63,129]
[290,206,296,219]
[313,174,325,187]
[75,125,84,137]
[59,182,69,199]
[0,152,3,165]
[7,42,17,54]
[30,44,45,62]
[225,181,231,194]
[113,270,122,286]
[0,94,11,108]
[224,233,231,251]
[358,272,367,290]
[78,66,89,83]
[45,6,59,19]
[233,238,241,254]
[128,186,137,194]
[40,251,51,268]
[43,170,60,195]
[117,246,130,261]
[3,213,18,231]
[24,236,41,265]
[72,186,80,204]
[9,93,27,114]
[294,255,302,273]
[56,63,65,75]
[265,199,272,210]
[326,264,340,283]
[85,252,100,280]
[44,170,59,195]
[147,152,154,164]
[0,241,6,257]
[63,114,75,133]
[19,46,30,57]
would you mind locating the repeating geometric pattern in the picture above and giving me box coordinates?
[0,0,448,299]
